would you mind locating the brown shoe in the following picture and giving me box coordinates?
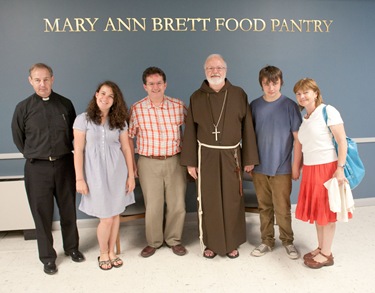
[304,252,334,269]
[303,247,321,261]
[170,244,187,256]
[141,246,157,258]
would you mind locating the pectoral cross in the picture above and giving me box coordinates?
[212,126,220,141]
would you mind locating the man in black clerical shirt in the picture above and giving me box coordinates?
[11,63,85,275]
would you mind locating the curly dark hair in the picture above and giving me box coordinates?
[86,81,129,130]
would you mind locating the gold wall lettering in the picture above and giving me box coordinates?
[271,19,333,32]
[44,18,99,32]
[151,18,211,32]
[104,18,146,32]
[43,17,333,33]
[215,18,266,32]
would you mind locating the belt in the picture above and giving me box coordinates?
[33,155,66,162]
[143,154,176,160]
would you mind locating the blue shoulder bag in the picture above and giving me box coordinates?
[322,105,365,189]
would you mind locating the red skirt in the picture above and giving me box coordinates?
[296,161,338,225]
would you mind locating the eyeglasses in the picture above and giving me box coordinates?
[146,81,165,87]
[205,66,227,71]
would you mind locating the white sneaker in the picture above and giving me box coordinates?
[285,244,299,259]
[251,244,272,257]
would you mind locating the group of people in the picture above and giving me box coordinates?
[11,54,349,274]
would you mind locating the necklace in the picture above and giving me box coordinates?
[305,107,316,119]
[210,90,227,141]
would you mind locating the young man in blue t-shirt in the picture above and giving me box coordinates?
[249,66,302,259]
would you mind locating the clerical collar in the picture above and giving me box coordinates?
[42,97,50,101]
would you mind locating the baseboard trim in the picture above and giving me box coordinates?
[353,197,375,206]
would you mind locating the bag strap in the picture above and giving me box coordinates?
[322,105,328,127]
[322,105,333,134]
[322,105,339,151]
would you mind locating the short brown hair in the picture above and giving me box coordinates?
[258,65,283,88]
[293,78,324,110]
[142,67,166,84]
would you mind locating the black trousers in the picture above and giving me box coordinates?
[24,153,79,264]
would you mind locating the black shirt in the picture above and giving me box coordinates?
[11,91,76,159]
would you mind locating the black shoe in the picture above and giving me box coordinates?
[44,262,57,275]
[65,250,85,262]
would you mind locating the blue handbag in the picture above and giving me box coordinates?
[323,105,365,189]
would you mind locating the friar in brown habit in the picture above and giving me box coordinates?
[181,54,259,258]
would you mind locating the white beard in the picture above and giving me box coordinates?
[207,76,225,85]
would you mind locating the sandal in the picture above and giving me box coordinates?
[203,248,217,259]
[226,249,239,259]
[98,256,112,271]
[110,257,123,268]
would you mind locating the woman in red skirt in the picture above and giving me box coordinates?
[293,78,348,269]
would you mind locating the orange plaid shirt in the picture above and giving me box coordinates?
[128,96,187,156]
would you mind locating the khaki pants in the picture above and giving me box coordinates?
[138,154,187,248]
[252,173,294,247]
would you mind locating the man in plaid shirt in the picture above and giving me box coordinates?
[128,67,188,257]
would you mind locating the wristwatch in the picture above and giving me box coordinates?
[337,164,346,168]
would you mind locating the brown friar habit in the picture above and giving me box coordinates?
[181,79,259,256]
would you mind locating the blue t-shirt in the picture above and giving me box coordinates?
[250,95,302,176]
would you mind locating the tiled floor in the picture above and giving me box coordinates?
[1,206,375,293]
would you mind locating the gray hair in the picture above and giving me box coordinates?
[204,54,227,69]
[29,63,53,77]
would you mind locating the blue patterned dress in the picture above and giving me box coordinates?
[73,113,135,218]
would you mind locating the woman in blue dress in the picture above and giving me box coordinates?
[73,81,135,270]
